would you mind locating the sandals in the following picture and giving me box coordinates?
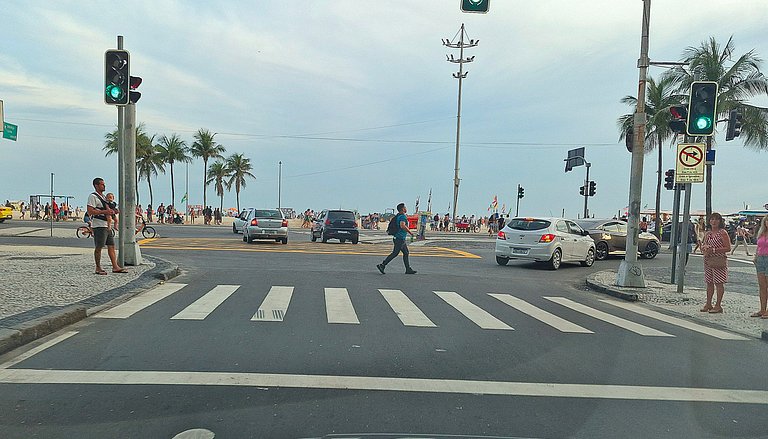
[750,311,766,318]
[112,268,129,273]
[700,304,712,312]
[708,306,723,314]
[95,269,107,275]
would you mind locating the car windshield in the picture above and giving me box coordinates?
[506,219,550,231]
[253,210,281,218]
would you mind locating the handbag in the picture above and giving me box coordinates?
[706,253,727,269]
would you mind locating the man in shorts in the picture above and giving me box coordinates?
[87,177,127,275]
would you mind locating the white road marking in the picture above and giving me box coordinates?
[325,288,360,324]
[251,286,295,322]
[489,294,593,334]
[172,428,215,439]
[434,291,512,330]
[1,368,767,404]
[545,297,674,337]
[171,285,240,320]
[0,331,79,369]
[379,289,437,327]
[599,299,749,340]
[95,283,188,319]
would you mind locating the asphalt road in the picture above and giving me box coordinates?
[1,223,767,438]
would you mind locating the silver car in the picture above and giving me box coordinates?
[233,208,254,234]
[495,217,595,270]
[242,209,289,244]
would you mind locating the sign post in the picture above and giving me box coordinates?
[674,143,705,293]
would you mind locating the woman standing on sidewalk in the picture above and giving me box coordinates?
[750,216,768,318]
[701,212,731,314]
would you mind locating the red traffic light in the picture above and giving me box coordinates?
[670,105,687,120]
[129,76,142,103]
[130,76,142,90]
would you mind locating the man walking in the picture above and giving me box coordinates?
[377,202,417,274]
[87,177,126,275]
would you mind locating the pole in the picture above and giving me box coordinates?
[617,0,651,287]
[515,184,521,217]
[185,161,189,223]
[669,184,682,283]
[583,163,591,218]
[117,35,126,267]
[278,161,282,209]
[451,24,466,223]
[122,102,142,265]
[676,183,692,293]
[50,173,54,237]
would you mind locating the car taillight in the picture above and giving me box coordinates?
[250,219,258,226]
[497,231,506,240]
[539,233,556,243]
[325,219,330,225]
[281,219,288,227]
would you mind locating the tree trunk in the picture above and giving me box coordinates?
[219,190,223,213]
[148,176,154,209]
[135,164,140,205]
[236,180,241,212]
[705,136,712,222]
[170,162,175,211]
[653,133,662,238]
[203,158,208,209]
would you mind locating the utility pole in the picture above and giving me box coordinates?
[443,24,478,222]
[583,163,591,218]
[278,161,282,210]
[617,0,651,287]
[122,101,141,265]
[117,35,126,267]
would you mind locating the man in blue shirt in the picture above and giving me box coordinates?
[377,202,417,274]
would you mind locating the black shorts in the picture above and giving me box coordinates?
[93,227,115,248]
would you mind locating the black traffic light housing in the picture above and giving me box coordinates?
[517,186,525,199]
[725,108,743,141]
[588,181,596,197]
[461,0,489,13]
[687,81,718,136]
[104,50,130,105]
[579,185,585,196]
[669,105,688,134]
[129,76,142,104]
[664,169,675,190]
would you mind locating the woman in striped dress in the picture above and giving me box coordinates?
[701,212,731,313]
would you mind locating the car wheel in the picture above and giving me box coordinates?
[496,256,509,266]
[595,241,609,260]
[548,248,562,270]
[281,238,288,245]
[233,223,238,234]
[311,232,317,242]
[242,235,247,243]
[641,241,659,259]
[321,233,328,243]
[352,238,358,244]
[340,239,346,244]
[581,248,595,267]
[246,235,254,243]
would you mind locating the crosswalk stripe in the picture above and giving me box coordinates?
[598,300,749,340]
[544,297,674,337]
[170,285,240,320]
[252,286,295,322]
[95,283,188,319]
[489,294,593,334]
[379,289,437,327]
[434,291,513,330]
[325,288,360,324]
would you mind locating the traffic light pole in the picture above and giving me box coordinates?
[116,35,126,267]
[583,163,591,218]
[617,0,651,287]
[675,183,692,293]
[515,184,521,217]
[669,183,681,283]
[122,102,142,265]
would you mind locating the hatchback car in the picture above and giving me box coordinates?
[575,219,660,260]
[311,209,359,244]
[242,208,288,244]
[495,217,595,270]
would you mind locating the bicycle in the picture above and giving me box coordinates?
[76,225,116,238]
[136,219,157,239]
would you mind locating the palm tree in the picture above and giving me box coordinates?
[190,129,226,210]
[617,75,682,237]
[224,153,256,212]
[668,36,768,220]
[103,122,154,203]
[206,161,229,212]
[156,134,190,209]
[137,143,165,208]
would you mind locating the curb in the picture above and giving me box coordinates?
[585,272,639,302]
[0,255,180,356]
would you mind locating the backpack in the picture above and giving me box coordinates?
[387,215,400,236]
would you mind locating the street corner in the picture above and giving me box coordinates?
[585,270,640,302]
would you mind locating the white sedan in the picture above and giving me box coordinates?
[495,217,596,270]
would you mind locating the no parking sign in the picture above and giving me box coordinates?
[675,143,706,184]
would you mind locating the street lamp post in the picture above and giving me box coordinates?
[278,161,282,210]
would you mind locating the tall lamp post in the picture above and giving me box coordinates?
[278,161,282,210]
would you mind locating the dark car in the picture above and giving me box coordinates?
[311,209,359,244]
[575,219,660,260]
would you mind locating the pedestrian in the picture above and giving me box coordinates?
[377,202,417,275]
[214,207,222,225]
[43,202,50,221]
[87,178,127,275]
[700,212,730,313]
[750,216,768,318]
[731,223,752,256]
[19,202,26,220]
[693,217,706,254]
[146,203,153,223]
[157,203,165,224]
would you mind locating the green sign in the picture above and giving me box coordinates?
[3,122,18,141]
[461,0,489,13]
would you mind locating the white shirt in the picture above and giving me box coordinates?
[87,192,109,228]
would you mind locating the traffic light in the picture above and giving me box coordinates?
[104,50,130,105]
[687,81,718,136]
[579,185,585,196]
[588,181,596,197]
[669,105,687,134]
[725,108,743,141]
[129,76,142,104]
[664,169,675,190]
[517,186,525,199]
[461,0,489,13]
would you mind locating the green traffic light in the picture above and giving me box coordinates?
[106,85,123,100]
[695,116,712,130]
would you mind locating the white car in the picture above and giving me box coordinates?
[232,208,254,234]
[242,208,289,244]
[495,217,596,270]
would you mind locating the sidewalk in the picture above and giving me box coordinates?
[0,244,179,355]
[586,250,768,341]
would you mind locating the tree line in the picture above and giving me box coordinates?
[103,127,256,213]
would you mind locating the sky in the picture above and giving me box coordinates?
[1,0,767,218]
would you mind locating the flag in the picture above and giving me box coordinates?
[491,195,498,209]
[181,193,188,203]
[501,203,506,213]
